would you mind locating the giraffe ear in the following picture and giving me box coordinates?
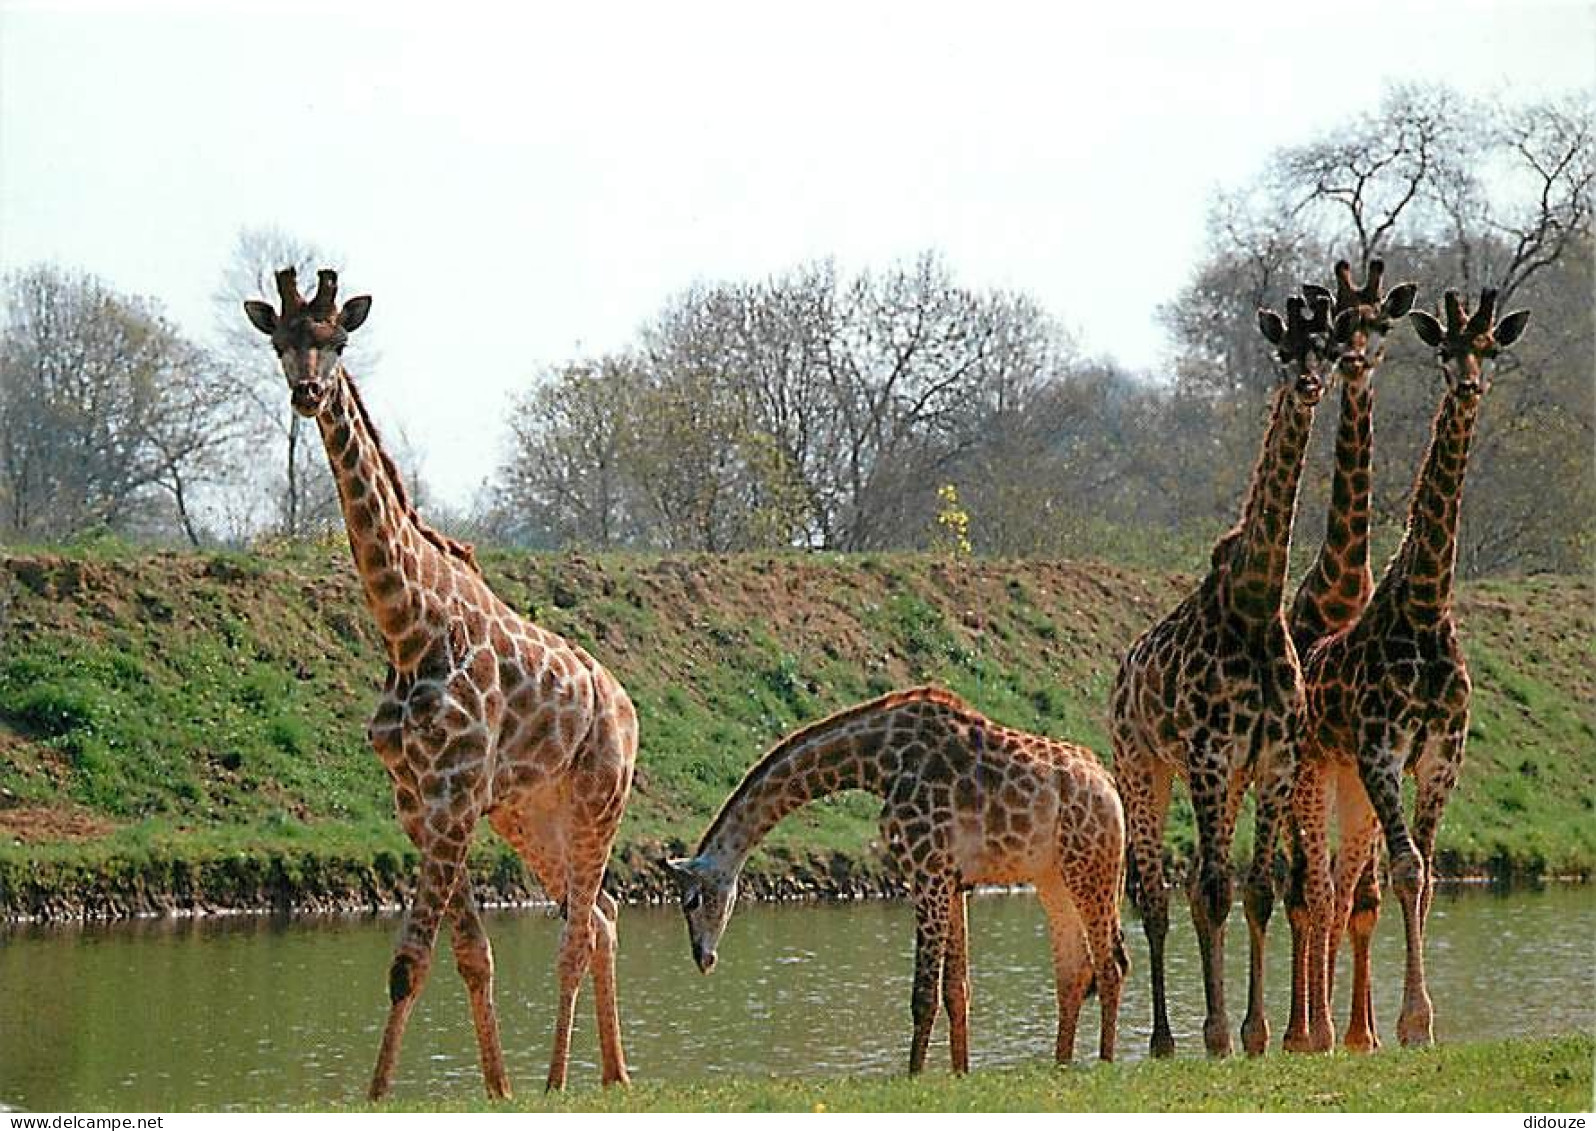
[1258,308,1286,346]
[243,300,277,335]
[1494,309,1531,347]
[1409,310,1445,348]
[1382,282,1418,321]
[1299,283,1333,307]
[339,295,373,333]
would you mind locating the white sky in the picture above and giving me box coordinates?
[2,0,1592,509]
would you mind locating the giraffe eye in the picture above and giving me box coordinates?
[683,889,703,912]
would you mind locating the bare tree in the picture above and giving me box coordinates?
[211,226,343,537]
[1,265,243,544]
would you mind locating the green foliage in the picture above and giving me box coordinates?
[1,549,1591,904]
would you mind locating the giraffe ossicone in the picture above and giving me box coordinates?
[1112,286,1333,1060]
[1293,286,1529,1054]
[244,267,639,1100]
[672,686,1128,1073]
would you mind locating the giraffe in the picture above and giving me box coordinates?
[1293,288,1530,1051]
[1110,289,1335,1059]
[243,268,638,1099]
[667,686,1128,1073]
[1281,259,1416,1054]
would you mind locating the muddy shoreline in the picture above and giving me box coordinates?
[1,840,1568,925]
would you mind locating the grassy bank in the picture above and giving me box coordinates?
[328,1035,1593,1112]
[1,546,1592,917]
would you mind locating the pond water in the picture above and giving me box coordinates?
[2,884,1591,1109]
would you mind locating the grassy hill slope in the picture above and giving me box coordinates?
[1,546,1591,916]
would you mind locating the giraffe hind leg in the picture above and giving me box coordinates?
[942,888,971,1075]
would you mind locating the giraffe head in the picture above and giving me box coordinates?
[667,855,737,974]
[1409,289,1531,400]
[243,267,373,417]
[1302,259,1418,382]
[1257,290,1336,406]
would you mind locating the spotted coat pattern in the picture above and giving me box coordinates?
[671,687,1128,1073]
[1110,292,1333,1059]
[1293,289,1530,1053]
[245,269,637,1100]
[1282,259,1416,1054]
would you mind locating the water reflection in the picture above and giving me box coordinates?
[1,884,1591,1109]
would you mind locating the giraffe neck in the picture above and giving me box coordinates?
[696,699,911,872]
[1218,383,1318,622]
[315,369,446,664]
[1290,375,1375,650]
[1372,387,1480,627]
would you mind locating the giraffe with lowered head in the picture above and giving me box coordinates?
[669,686,1128,1073]
[1294,288,1530,1050]
[1281,259,1416,1053]
[1110,289,1335,1059]
[244,268,638,1099]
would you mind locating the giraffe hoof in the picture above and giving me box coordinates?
[1151,1032,1176,1058]
[1282,1031,1315,1054]
[1241,1015,1269,1057]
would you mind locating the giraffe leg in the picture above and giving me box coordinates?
[1283,816,1313,1051]
[1356,723,1429,1050]
[369,827,474,1102]
[942,888,971,1075]
[1186,757,1238,1058]
[907,878,952,1075]
[1073,875,1128,1063]
[1036,878,1092,1065]
[590,889,631,1087]
[547,858,602,1092]
[1397,731,1462,1048]
[447,879,512,1099]
[1242,736,1294,1058]
[1116,750,1175,1057]
[1332,777,1381,1053]
[1286,756,1333,1053]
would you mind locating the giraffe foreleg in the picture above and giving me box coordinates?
[942,887,971,1075]
[369,824,475,1102]
[1116,748,1175,1057]
[1285,756,1333,1053]
[1355,722,1428,1050]
[1334,791,1382,1053]
[1242,731,1296,1058]
[1186,755,1238,1058]
[907,879,953,1075]
[1396,729,1462,1048]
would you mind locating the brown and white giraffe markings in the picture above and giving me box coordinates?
[1111,292,1334,1060]
[245,268,637,1100]
[1282,260,1415,1054]
[1295,289,1530,1053]
[670,687,1128,1074]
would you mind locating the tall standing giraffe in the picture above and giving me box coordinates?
[1111,290,1335,1059]
[1281,259,1416,1053]
[243,268,638,1099]
[1294,289,1530,1050]
[668,686,1128,1073]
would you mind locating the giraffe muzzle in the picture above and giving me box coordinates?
[692,943,718,974]
[291,380,327,415]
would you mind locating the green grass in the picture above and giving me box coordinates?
[314,1035,1593,1112]
[1,547,1592,914]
